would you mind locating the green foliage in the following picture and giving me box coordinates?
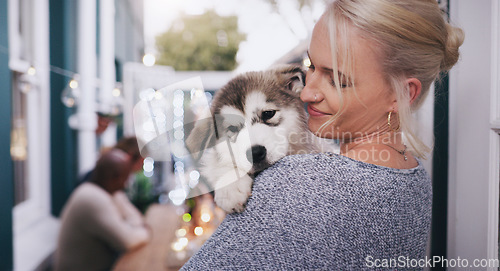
[155,10,246,71]
[127,172,158,213]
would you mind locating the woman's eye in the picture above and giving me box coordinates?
[329,78,349,88]
[262,110,276,121]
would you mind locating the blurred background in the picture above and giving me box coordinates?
[1,0,329,270]
[1,0,499,270]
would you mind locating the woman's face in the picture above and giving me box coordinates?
[300,16,396,141]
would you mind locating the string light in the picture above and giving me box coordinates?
[169,188,187,206]
[171,241,185,252]
[182,213,192,222]
[201,213,211,223]
[303,57,311,68]
[69,79,79,89]
[0,57,124,110]
[61,77,81,108]
[178,237,188,247]
[175,228,187,238]
[194,226,204,236]
[17,66,38,94]
[27,66,36,76]
[142,53,156,67]
[112,87,121,97]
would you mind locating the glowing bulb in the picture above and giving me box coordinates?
[112,88,121,97]
[69,79,79,89]
[61,82,80,108]
[179,237,188,247]
[27,66,36,76]
[303,57,311,68]
[201,213,211,223]
[194,226,204,236]
[143,162,154,172]
[175,228,187,237]
[172,242,184,252]
[182,213,192,223]
[169,189,187,206]
[143,54,156,67]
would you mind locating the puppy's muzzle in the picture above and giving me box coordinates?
[246,145,267,164]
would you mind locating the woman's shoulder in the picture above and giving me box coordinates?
[255,152,432,197]
[67,183,113,211]
[268,152,429,177]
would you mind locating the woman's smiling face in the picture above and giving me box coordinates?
[300,15,396,141]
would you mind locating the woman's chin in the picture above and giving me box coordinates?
[307,120,335,139]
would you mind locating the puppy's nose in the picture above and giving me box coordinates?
[246,145,267,164]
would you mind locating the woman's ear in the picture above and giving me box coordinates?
[407,78,422,106]
[389,78,422,112]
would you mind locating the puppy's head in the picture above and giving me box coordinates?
[186,65,307,175]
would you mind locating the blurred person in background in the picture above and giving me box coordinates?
[54,149,151,271]
[113,136,145,172]
[76,136,145,187]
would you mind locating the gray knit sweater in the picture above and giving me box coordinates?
[181,153,432,270]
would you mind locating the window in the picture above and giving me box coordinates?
[11,71,29,206]
[9,0,52,235]
[9,0,58,270]
[490,0,500,262]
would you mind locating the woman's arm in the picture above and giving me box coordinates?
[81,190,151,252]
[112,190,145,227]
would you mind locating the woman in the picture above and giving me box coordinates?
[54,149,150,271]
[181,0,464,269]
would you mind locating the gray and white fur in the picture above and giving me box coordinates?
[186,65,336,213]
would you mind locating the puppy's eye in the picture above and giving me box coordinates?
[227,125,239,134]
[262,110,276,121]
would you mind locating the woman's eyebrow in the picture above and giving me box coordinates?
[306,51,351,81]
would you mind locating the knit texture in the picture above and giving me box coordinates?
[181,153,432,270]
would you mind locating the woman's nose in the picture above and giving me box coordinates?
[300,85,315,103]
[300,74,319,103]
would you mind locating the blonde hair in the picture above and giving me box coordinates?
[319,0,464,158]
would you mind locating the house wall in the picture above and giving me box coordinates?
[0,0,14,269]
[50,0,79,218]
[448,0,498,268]
[115,0,145,81]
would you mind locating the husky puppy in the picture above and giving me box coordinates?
[186,65,331,213]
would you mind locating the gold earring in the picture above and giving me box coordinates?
[388,111,400,132]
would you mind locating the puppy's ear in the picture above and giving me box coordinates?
[272,64,305,94]
[185,115,218,161]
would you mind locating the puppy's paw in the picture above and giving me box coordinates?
[214,175,253,213]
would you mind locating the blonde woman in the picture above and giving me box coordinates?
[182,0,464,269]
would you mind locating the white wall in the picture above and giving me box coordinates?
[448,0,498,268]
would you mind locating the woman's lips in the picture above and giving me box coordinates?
[307,104,331,117]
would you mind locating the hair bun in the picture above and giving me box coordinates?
[441,24,465,71]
